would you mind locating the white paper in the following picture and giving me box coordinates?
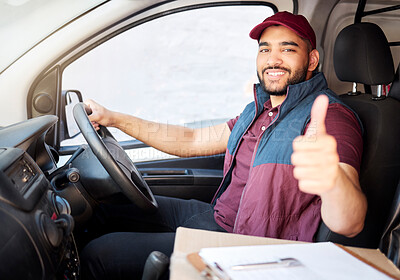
[199,242,392,280]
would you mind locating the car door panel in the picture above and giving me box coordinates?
[136,154,224,202]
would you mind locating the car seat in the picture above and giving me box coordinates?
[379,63,400,266]
[315,22,400,249]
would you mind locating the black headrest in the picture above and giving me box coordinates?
[389,64,400,101]
[334,22,394,85]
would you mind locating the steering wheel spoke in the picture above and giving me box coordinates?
[72,102,158,212]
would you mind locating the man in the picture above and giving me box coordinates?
[81,11,367,279]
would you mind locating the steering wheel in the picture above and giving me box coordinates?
[72,102,158,212]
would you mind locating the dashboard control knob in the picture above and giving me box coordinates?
[66,168,80,183]
[55,195,71,215]
[41,214,63,248]
[40,213,74,248]
[55,214,75,237]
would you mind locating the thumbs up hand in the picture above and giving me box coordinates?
[292,95,340,195]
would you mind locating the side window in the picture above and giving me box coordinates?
[61,5,273,161]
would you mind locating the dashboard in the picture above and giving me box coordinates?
[0,117,78,279]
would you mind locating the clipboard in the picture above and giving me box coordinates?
[186,243,400,280]
[336,244,399,279]
[187,252,230,280]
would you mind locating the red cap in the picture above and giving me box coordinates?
[249,11,316,49]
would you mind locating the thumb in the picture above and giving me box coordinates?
[84,100,100,122]
[305,94,329,137]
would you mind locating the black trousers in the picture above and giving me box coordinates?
[80,195,226,280]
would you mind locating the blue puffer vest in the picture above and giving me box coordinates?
[212,73,358,241]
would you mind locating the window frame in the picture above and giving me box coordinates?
[57,2,278,157]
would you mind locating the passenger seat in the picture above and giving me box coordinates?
[315,22,400,249]
[380,63,400,266]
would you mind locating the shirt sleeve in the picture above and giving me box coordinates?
[305,103,363,174]
[227,116,240,131]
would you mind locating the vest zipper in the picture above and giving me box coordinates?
[211,86,261,204]
[232,91,287,233]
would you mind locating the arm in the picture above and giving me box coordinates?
[84,99,231,158]
[320,162,366,237]
[291,95,367,237]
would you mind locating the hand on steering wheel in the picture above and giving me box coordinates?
[73,102,158,212]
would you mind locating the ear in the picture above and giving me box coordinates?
[308,49,320,72]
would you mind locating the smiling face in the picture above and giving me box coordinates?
[256,25,319,97]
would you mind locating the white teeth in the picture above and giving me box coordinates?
[268,72,285,76]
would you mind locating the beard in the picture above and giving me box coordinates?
[257,63,309,96]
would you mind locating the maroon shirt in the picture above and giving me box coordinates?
[213,100,363,233]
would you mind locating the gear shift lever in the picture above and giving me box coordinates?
[141,251,169,280]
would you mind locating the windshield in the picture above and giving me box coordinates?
[0,0,107,73]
